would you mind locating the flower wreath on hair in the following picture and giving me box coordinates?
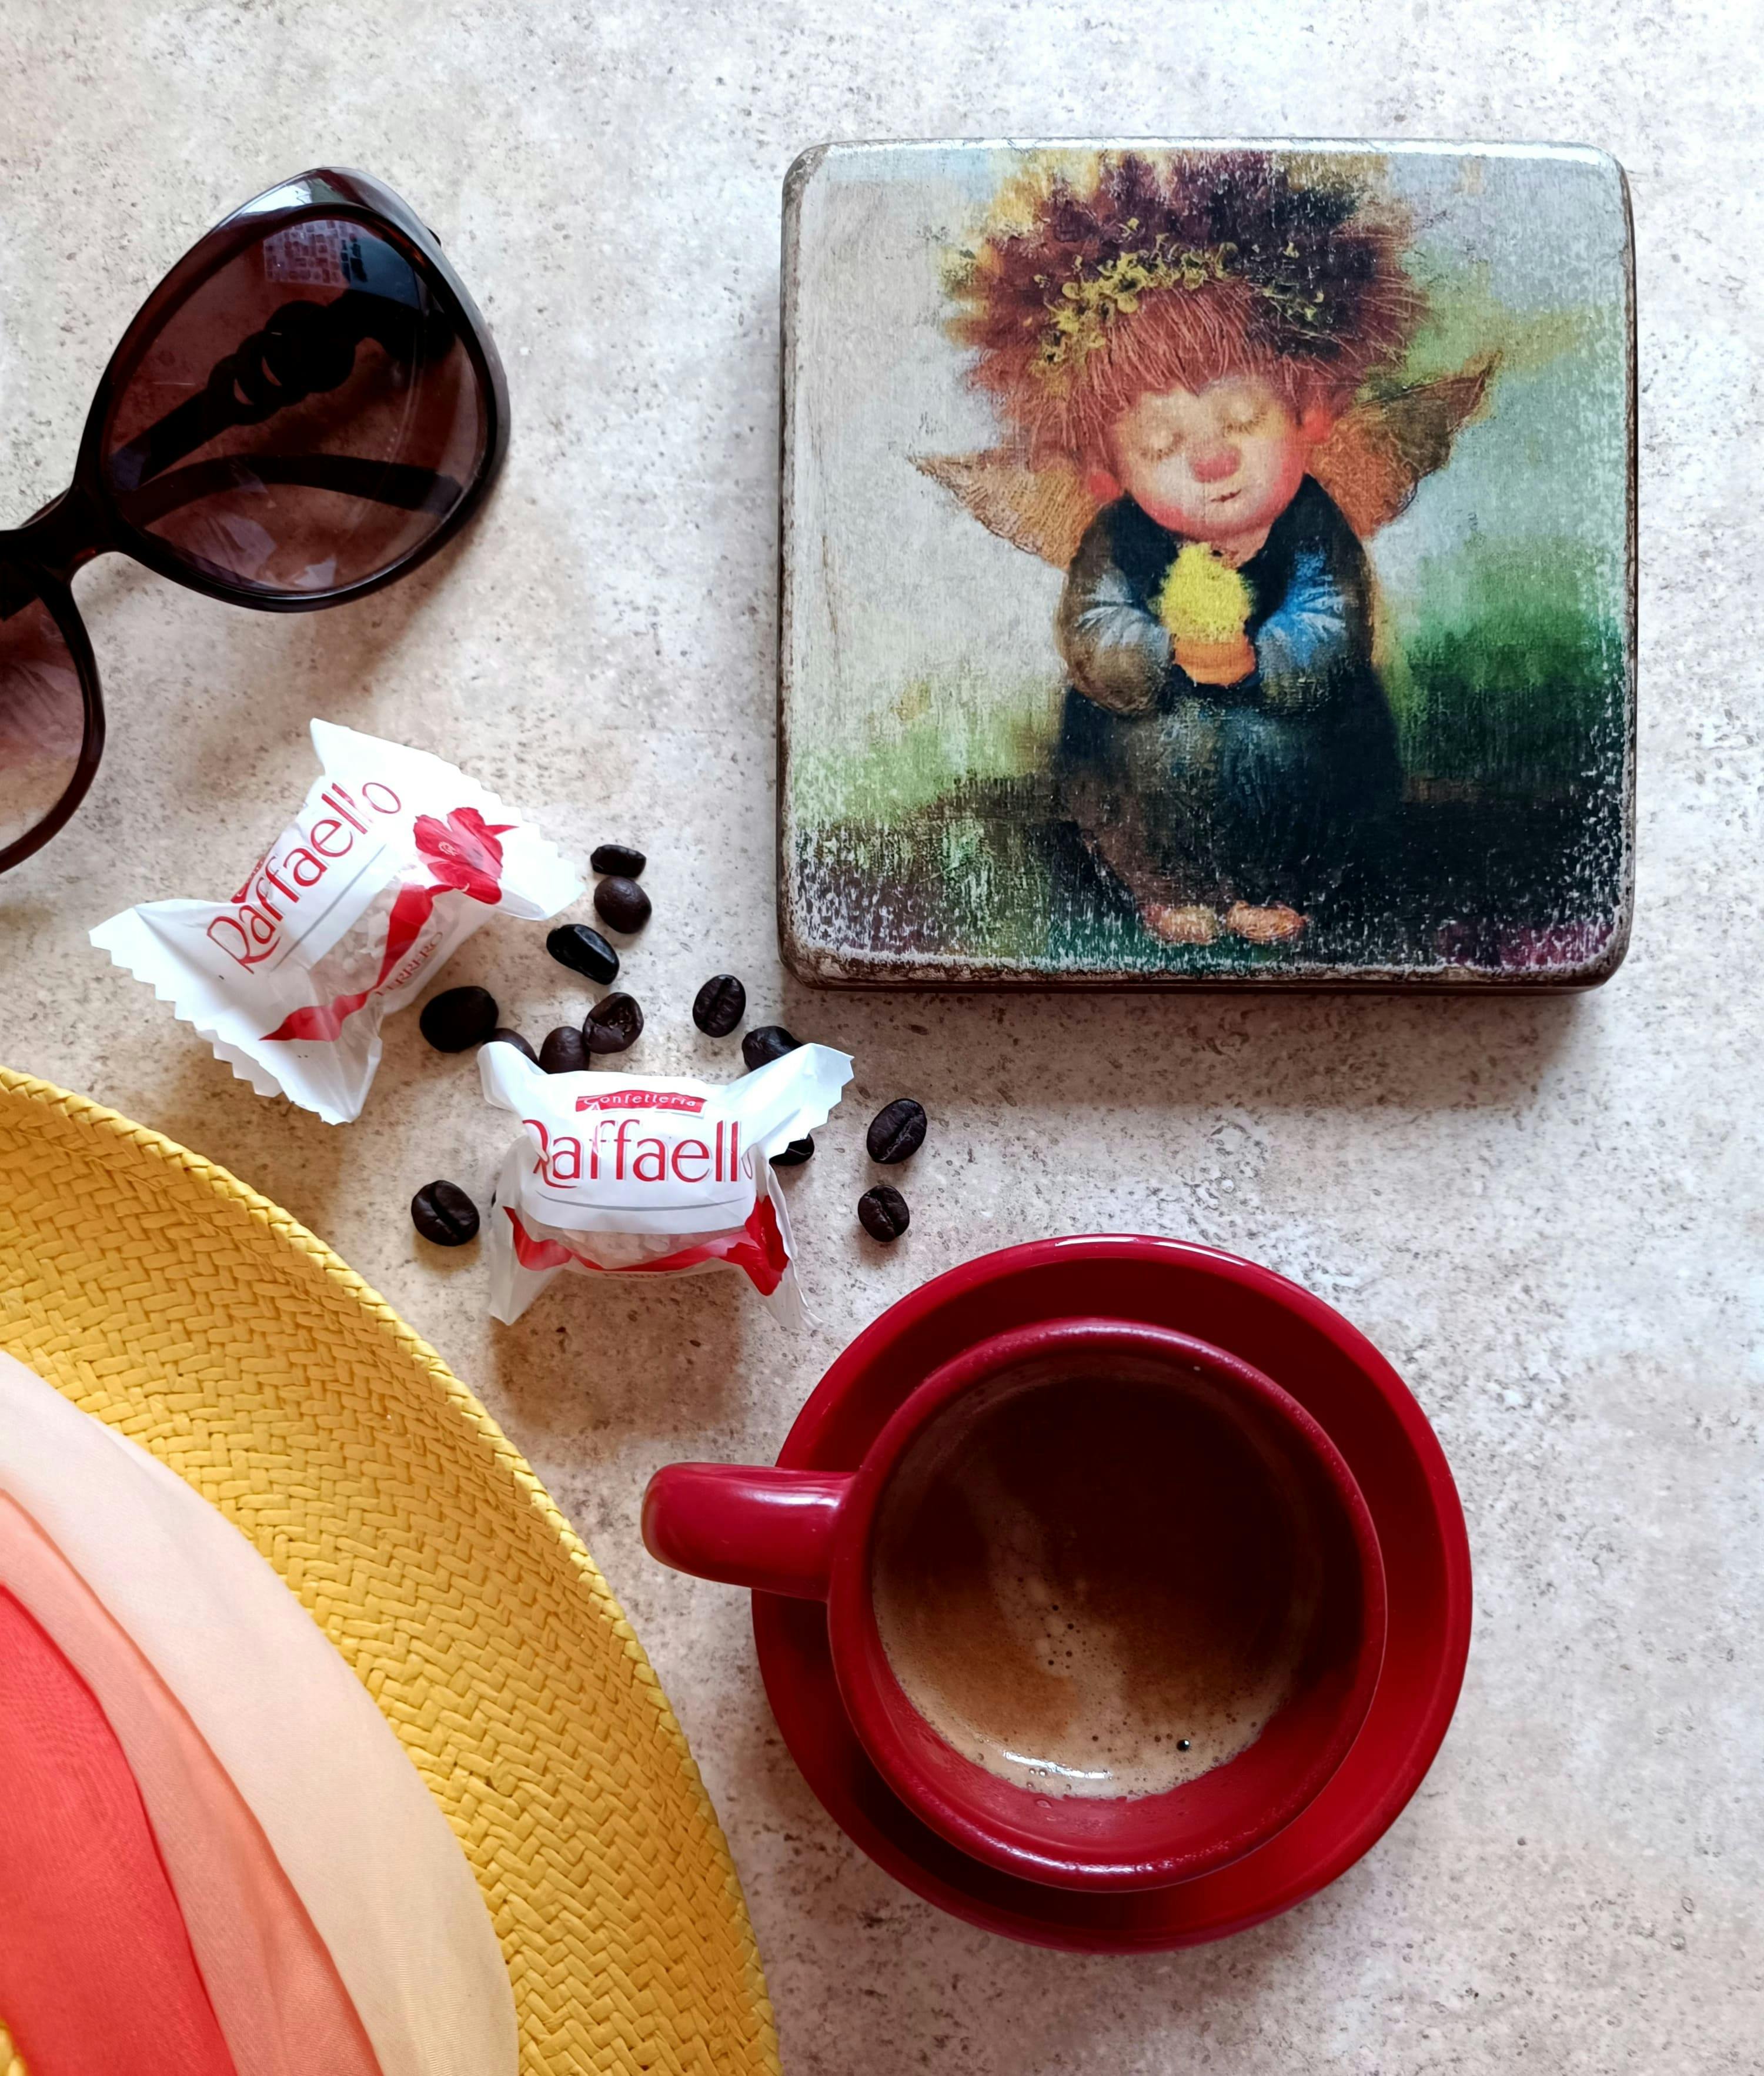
[916,151,1495,566]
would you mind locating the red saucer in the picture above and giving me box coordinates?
[753,1235,1471,1950]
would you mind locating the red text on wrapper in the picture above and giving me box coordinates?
[574,1089,707,1115]
[524,1114,744,1186]
[207,783,403,971]
[259,805,513,1044]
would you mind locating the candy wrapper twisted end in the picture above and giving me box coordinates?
[89,721,583,1124]
[480,1041,855,1327]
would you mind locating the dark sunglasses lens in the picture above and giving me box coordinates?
[0,574,87,857]
[99,218,489,597]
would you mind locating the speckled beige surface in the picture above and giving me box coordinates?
[1,5,1759,2070]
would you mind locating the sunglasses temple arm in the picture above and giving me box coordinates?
[113,456,463,529]
[106,290,443,494]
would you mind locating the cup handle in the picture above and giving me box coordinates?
[641,1464,853,1600]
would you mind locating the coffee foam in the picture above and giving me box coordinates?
[871,1370,1312,1801]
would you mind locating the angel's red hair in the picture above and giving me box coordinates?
[947,153,1423,467]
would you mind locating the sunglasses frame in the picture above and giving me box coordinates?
[0,167,510,871]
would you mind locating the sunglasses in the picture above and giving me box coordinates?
[0,168,509,873]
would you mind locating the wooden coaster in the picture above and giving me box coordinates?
[780,141,1634,989]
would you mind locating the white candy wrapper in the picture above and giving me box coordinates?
[91,720,582,1125]
[481,1039,854,1327]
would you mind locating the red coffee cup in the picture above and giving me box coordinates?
[644,1318,1386,1893]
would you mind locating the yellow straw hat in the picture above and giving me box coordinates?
[0,1066,779,2076]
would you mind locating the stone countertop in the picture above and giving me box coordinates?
[2,5,1759,2070]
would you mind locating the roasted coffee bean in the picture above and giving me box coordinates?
[411,1179,480,1246]
[692,972,746,1037]
[418,984,498,1053]
[488,1027,538,1064]
[539,1025,592,1074]
[867,1098,927,1165]
[741,1024,801,1071]
[857,1185,910,1242]
[771,1136,814,1168]
[590,841,647,878]
[584,992,644,1053]
[593,874,652,932]
[546,922,620,985]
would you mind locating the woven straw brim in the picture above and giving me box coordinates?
[0,1068,779,2076]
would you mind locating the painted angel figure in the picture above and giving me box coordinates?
[919,152,1492,948]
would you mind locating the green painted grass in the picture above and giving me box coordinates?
[1383,537,1627,797]
[787,539,1627,974]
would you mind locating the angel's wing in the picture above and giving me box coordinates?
[911,451,1100,569]
[1309,356,1497,537]
[915,355,1498,561]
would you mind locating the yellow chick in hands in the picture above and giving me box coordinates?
[1157,544,1256,686]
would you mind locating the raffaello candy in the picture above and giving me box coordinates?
[480,1038,853,1327]
[91,721,582,1124]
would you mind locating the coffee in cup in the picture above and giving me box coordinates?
[871,1362,1315,1800]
